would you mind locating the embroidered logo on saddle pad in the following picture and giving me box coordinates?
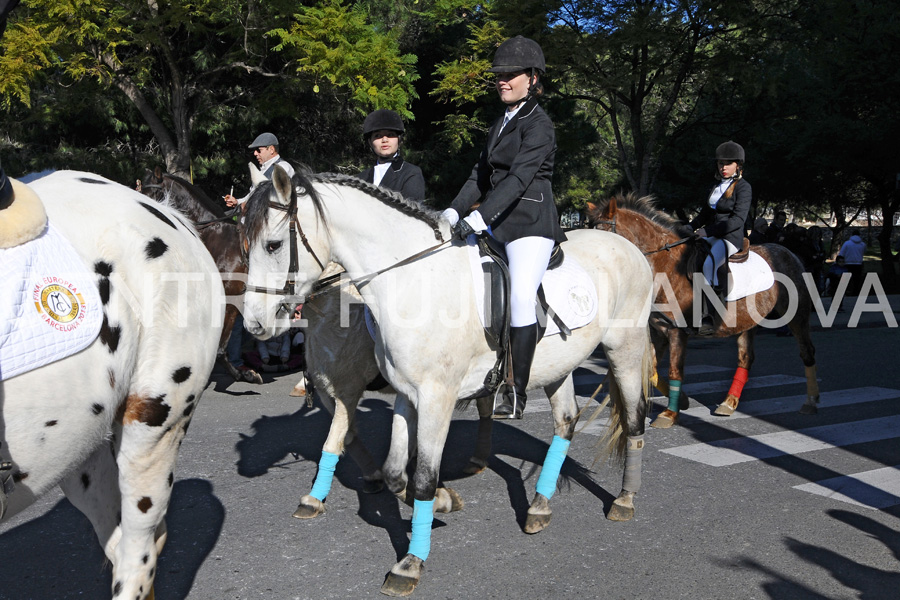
[1,223,103,380]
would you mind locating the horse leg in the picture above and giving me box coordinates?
[383,393,463,515]
[789,315,820,414]
[463,396,494,474]
[524,374,579,534]
[714,329,755,416]
[651,327,689,428]
[59,441,124,563]
[382,386,455,597]
[112,397,196,600]
[293,386,382,519]
[605,331,652,522]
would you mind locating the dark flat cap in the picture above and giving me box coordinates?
[248,132,279,148]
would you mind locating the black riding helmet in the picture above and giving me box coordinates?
[362,109,405,140]
[715,140,745,163]
[488,35,546,73]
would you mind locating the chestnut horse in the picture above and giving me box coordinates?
[587,193,819,427]
[139,168,263,384]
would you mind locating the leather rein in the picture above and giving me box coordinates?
[244,195,448,303]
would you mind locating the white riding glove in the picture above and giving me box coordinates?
[440,208,460,227]
[462,211,488,233]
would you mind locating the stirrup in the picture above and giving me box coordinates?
[492,386,525,420]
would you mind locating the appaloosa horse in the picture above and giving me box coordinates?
[1,171,223,599]
[240,165,654,596]
[588,193,819,427]
[139,168,263,384]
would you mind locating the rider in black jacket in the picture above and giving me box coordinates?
[690,140,752,334]
[442,36,566,419]
[358,109,425,202]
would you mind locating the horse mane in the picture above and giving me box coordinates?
[591,191,707,269]
[312,172,443,232]
[242,168,326,246]
[162,173,228,219]
[593,192,681,231]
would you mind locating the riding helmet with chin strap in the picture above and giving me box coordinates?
[489,35,546,105]
[362,109,405,140]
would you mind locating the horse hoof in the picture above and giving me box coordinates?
[362,478,385,494]
[289,385,306,398]
[650,409,678,428]
[714,402,735,416]
[799,404,818,415]
[607,498,635,522]
[434,486,464,513]
[524,512,552,534]
[292,495,325,519]
[381,555,423,597]
[462,457,488,475]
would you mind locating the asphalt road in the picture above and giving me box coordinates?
[1,297,898,600]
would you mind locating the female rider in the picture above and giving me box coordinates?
[358,109,425,202]
[690,140,752,335]
[441,36,566,419]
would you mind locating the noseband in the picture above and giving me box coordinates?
[593,213,616,234]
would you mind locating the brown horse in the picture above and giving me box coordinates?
[139,168,262,383]
[587,193,819,427]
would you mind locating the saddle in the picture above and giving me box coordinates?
[0,178,48,249]
[457,235,567,402]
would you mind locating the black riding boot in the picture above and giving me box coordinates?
[493,323,539,419]
[0,163,13,211]
[697,293,714,335]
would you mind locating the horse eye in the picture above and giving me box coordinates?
[266,241,283,254]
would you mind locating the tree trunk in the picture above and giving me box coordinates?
[876,191,899,292]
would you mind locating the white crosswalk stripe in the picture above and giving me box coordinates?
[793,466,900,510]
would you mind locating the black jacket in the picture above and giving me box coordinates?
[691,178,752,250]
[450,97,566,244]
[359,157,425,202]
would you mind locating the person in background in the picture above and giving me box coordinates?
[358,109,425,201]
[224,132,295,208]
[224,132,295,383]
[748,217,768,245]
[441,35,566,419]
[765,210,787,243]
[838,228,867,297]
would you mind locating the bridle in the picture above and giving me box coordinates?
[242,190,448,304]
[241,196,327,299]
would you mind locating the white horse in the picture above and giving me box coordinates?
[240,165,653,596]
[1,171,224,599]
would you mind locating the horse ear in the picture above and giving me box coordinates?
[153,165,163,178]
[586,201,597,214]
[249,162,267,186]
[272,165,292,204]
[606,196,618,217]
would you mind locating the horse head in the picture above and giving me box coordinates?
[241,163,329,340]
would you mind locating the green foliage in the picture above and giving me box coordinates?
[269,0,420,118]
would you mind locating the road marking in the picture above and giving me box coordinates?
[793,466,900,509]
[661,415,900,467]
[652,387,900,423]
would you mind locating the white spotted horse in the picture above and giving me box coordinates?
[0,171,224,599]
[587,193,819,427]
[139,168,263,385]
[240,165,654,596]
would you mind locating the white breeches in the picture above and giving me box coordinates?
[702,237,738,288]
[504,236,555,327]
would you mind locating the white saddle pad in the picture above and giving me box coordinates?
[725,251,775,301]
[466,238,597,337]
[0,222,103,380]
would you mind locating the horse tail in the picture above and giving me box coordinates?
[587,325,653,466]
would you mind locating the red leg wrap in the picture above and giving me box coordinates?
[728,367,749,398]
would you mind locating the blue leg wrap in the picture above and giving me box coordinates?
[408,499,435,561]
[535,435,571,499]
[309,451,339,501]
[667,379,682,412]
